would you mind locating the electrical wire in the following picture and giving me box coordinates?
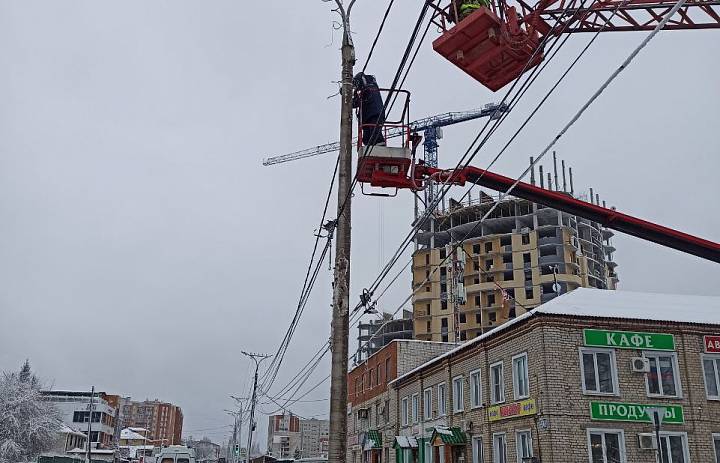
[362,0,397,73]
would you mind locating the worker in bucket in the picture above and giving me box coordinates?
[452,0,490,22]
[352,72,386,146]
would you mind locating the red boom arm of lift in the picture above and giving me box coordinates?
[419,165,720,263]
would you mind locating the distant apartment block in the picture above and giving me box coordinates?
[299,418,329,458]
[118,398,184,445]
[356,310,413,363]
[267,414,301,459]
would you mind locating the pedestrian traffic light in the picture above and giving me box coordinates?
[234,444,240,455]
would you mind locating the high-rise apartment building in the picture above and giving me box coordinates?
[118,398,183,445]
[356,310,413,363]
[413,188,619,342]
[266,414,301,459]
[299,418,329,459]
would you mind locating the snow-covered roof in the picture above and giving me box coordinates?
[128,427,149,433]
[121,429,147,440]
[58,422,87,438]
[391,288,720,386]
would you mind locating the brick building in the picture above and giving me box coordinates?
[118,398,183,445]
[347,340,456,463]
[42,390,119,448]
[390,288,720,463]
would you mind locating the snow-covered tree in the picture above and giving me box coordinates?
[0,361,61,463]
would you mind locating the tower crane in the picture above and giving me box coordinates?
[428,0,720,90]
[261,103,507,167]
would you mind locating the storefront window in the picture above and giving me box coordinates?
[515,431,532,462]
[587,429,624,463]
[492,434,506,463]
[658,433,688,463]
[472,436,483,463]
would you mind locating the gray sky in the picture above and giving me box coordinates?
[1,0,718,448]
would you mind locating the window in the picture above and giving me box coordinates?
[425,440,434,463]
[658,432,690,463]
[485,242,493,253]
[525,288,533,300]
[369,370,374,388]
[581,348,618,395]
[470,370,482,408]
[386,358,391,381]
[492,433,506,463]
[703,354,720,399]
[523,253,531,264]
[713,433,720,463]
[452,376,464,412]
[377,365,382,385]
[473,244,481,254]
[472,436,484,463]
[438,445,445,463]
[475,313,482,324]
[427,320,431,333]
[489,312,496,322]
[515,431,532,463]
[441,301,448,310]
[423,388,432,420]
[512,353,530,399]
[438,383,447,416]
[488,294,496,305]
[412,393,419,423]
[644,352,681,397]
[475,296,481,307]
[485,259,493,271]
[440,248,447,259]
[490,362,504,404]
[521,234,530,245]
[587,429,625,463]
[401,397,409,426]
[459,313,466,323]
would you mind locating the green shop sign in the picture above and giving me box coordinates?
[584,329,675,351]
[590,401,684,424]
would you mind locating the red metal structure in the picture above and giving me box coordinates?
[357,155,720,262]
[428,0,720,90]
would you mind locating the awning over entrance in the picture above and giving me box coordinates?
[393,436,419,449]
[430,427,468,446]
[363,430,383,450]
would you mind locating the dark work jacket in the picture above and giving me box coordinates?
[353,74,384,122]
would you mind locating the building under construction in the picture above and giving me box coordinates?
[412,155,619,342]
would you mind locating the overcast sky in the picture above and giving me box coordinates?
[0,0,718,449]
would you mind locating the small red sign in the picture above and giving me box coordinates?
[705,336,720,353]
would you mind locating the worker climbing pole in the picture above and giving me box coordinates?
[328,2,355,463]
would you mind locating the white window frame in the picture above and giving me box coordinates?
[702,354,720,400]
[515,430,532,463]
[470,369,482,409]
[438,383,447,416]
[423,387,433,420]
[472,436,484,463]
[579,348,620,396]
[425,439,433,463]
[492,433,507,463]
[401,397,409,426]
[656,431,690,463]
[586,428,627,463]
[712,432,720,463]
[412,393,419,424]
[490,361,505,405]
[512,353,530,400]
[452,375,464,412]
[643,351,683,398]
[438,445,445,463]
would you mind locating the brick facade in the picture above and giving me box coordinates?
[392,313,720,463]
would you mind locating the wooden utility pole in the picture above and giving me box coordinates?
[329,2,356,463]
